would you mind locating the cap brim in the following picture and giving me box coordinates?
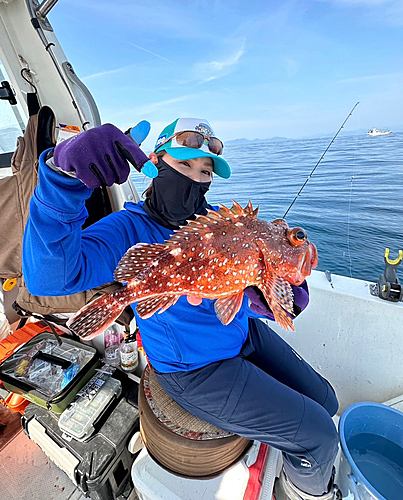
[162,147,231,179]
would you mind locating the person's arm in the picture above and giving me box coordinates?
[23,154,137,295]
[23,123,155,297]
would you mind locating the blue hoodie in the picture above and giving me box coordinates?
[22,152,269,372]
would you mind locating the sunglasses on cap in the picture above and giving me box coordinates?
[157,130,224,156]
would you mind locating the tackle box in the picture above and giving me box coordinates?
[0,320,58,414]
[0,331,101,414]
[22,371,140,500]
[58,366,122,441]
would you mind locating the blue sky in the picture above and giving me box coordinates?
[46,0,403,150]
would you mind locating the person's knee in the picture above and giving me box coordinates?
[312,414,339,464]
[323,380,339,417]
[296,402,339,465]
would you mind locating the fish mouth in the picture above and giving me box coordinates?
[289,243,318,285]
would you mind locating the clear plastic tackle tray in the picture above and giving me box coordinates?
[58,367,122,441]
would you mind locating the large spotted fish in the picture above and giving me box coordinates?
[67,201,318,339]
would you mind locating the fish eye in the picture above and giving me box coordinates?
[288,227,307,247]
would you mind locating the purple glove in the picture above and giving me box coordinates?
[245,281,309,319]
[53,123,157,189]
[245,286,275,319]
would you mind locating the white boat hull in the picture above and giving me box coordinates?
[269,270,403,413]
[367,130,392,136]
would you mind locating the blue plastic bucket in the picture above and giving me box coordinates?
[338,402,403,500]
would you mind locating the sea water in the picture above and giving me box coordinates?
[348,432,403,499]
[131,131,403,283]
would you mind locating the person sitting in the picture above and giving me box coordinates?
[22,118,341,500]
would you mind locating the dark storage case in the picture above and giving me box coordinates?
[22,376,140,500]
[0,332,101,413]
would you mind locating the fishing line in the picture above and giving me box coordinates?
[345,111,361,278]
[283,102,360,218]
[346,175,355,278]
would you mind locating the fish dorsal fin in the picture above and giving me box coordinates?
[248,201,259,218]
[136,294,179,319]
[202,201,258,224]
[114,242,168,283]
[214,290,245,326]
[259,276,295,331]
[217,204,233,217]
[169,201,259,238]
[230,200,244,215]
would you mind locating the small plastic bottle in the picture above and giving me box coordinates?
[104,324,121,367]
[120,333,138,373]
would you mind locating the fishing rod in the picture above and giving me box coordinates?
[283,101,360,218]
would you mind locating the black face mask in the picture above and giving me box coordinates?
[143,157,211,229]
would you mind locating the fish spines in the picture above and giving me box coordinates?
[229,200,244,215]
[188,201,260,231]
[66,287,128,339]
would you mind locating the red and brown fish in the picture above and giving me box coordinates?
[67,201,318,339]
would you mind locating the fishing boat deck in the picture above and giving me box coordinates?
[4,398,403,500]
[0,425,87,500]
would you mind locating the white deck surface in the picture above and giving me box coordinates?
[0,429,86,500]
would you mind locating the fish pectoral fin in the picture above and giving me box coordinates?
[260,275,295,331]
[263,275,294,314]
[214,291,245,326]
[114,243,168,283]
[158,295,180,313]
[269,302,295,331]
[136,294,179,319]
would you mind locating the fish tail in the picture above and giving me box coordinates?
[66,289,128,340]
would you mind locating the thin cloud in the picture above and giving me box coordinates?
[193,40,246,84]
[336,72,403,83]
[319,0,403,25]
[110,95,194,119]
[327,0,394,5]
[217,85,242,97]
[282,56,299,78]
[129,39,245,96]
[83,65,133,81]
[71,0,218,41]
[131,44,181,67]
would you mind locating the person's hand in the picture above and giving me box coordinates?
[245,286,274,318]
[245,281,309,318]
[290,281,309,316]
[187,296,203,306]
[53,123,157,189]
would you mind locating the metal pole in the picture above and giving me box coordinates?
[36,0,59,19]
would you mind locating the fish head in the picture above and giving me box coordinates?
[259,218,318,286]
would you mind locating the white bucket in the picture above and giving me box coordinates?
[131,447,250,500]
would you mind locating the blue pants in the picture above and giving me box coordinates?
[155,319,339,496]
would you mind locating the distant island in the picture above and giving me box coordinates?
[225,136,288,145]
[225,127,403,145]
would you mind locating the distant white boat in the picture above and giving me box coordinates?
[367,128,392,136]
